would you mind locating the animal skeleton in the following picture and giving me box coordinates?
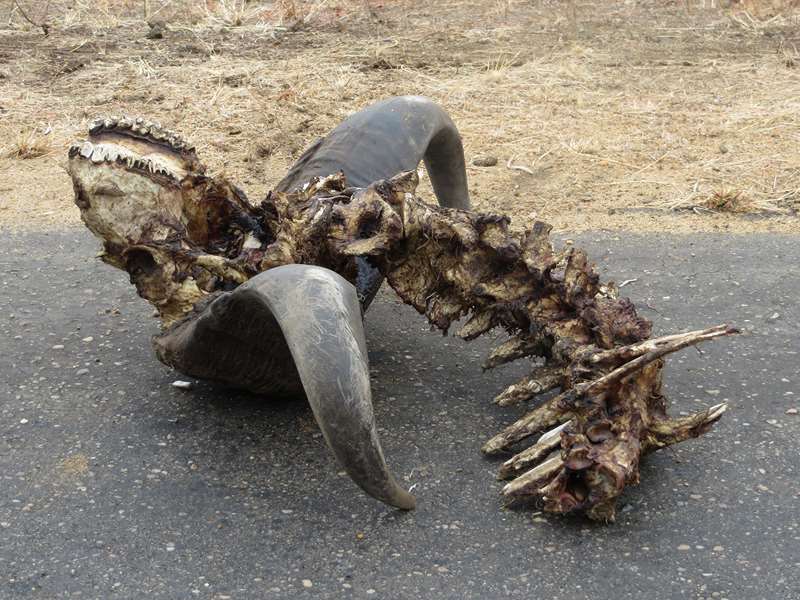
[67,97,735,521]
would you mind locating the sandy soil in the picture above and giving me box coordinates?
[1,0,799,233]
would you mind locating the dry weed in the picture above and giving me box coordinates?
[660,185,783,214]
[704,187,753,212]
[2,130,53,159]
[204,0,269,27]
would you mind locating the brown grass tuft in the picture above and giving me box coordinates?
[2,130,53,159]
[703,188,753,213]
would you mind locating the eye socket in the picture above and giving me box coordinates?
[125,248,158,277]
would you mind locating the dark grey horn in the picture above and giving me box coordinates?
[154,265,415,510]
[276,95,470,210]
[277,95,472,307]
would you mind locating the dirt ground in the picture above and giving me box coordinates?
[1,0,799,233]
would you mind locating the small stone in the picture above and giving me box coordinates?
[677,544,691,551]
[172,380,192,390]
[52,344,64,350]
[146,21,165,39]
[165,543,175,552]
[472,155,498,167]
[0,522,9,528]
[712,545,724,552]
[786,408,798,415]
[302,580,313,588]
[82,336,94,343]
[19,418,29,424]
[76,368,89,376]
[767,312,780,321]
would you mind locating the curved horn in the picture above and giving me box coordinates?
[155,265,415,510]
[277,95,470,210]
[276,95,472,308]
[246,265,415,509]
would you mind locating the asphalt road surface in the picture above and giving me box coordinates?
[1,229,798,600]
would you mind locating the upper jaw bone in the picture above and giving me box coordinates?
[69,139,185,181]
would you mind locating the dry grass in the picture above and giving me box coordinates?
[1,0,800,233]
[204,0,269,27]
[658,184,786,214]
[6,0,373,29]
[1,128,53,159]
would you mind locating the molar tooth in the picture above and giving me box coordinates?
[79,141,94,158]
[90,146,107,163]
[103,118,114,129]
[88,120,103,134]
[135,117,144,125]
[118,117,132,129]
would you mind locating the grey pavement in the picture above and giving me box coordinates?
[1,229,798,600]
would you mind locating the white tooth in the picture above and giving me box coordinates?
[79,141,94,158]
[103,118,114,129]
[90,146,106,163]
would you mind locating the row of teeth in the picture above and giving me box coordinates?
[88,116,194,153]
[69,140,179,179]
